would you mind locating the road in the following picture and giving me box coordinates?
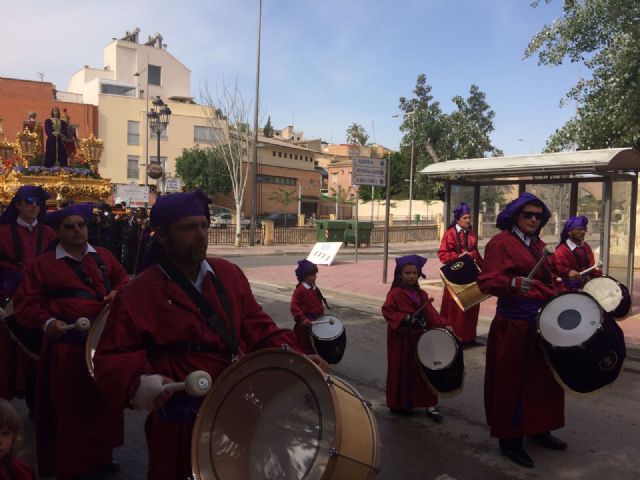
[16,278,640,479]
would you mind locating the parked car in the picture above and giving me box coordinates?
[209,204,231,216]
[210,212,250,229]
[258,213,299,228]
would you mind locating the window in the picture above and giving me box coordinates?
[149,128,168,140]
[289,153,293,159]
[127,121,140,145]
[295,154,298,160]
[100,83,136,97]
[272,150,276,156]
[127,155,140,179]
[256,174,296,186]
[148,65,161,86]
[194,126,220,144]
[278,152,282,157]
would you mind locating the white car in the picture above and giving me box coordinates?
[210,212,250,229]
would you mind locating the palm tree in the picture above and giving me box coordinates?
[346,122,370,146]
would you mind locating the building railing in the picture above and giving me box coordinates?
[208,227,263,245]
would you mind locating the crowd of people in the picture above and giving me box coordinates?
[0,185,621,478]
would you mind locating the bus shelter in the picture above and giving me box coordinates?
[420,148,640,290]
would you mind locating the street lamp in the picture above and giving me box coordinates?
[517,138,534,154]
[147,96,171,193]
[250,0,263,246]
[393,111,415,224]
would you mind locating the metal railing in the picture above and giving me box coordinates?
[208,226,263,245]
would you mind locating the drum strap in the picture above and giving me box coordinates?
[314,286,331,310]
[455,228,473,254]
[7,223,44,266]
[571,246,589,270]
[512,232,552,285]
[60,252,111,301]
[158,258,240,356]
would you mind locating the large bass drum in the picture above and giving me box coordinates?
[582,275,631,318]
[192,348,380,480]
[537,291,626,394]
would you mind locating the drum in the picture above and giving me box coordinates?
[191,348,380,480]
[582,275,631,318]
[439,255,490,311]
[537,291,626,394]
[85,304,111,379]
[416,328,464,395]
[0,300,42,361]
[311,315,346,365]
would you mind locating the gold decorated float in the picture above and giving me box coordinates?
[0,129,111,204]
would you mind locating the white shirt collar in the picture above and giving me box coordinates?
[566,238,582,251]
[455,224,463,233]
[302,282,315,290]
[512,226,532,247]
[55,243,96,261]
[16,217,37,232]
[193,260,214,293]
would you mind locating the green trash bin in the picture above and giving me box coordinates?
[414,213,421,223]
[315,220,347,242]
[344,221,374,247]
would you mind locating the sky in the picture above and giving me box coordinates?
[2,0,583,156]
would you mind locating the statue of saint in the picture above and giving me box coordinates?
[23,111,44,155]
[62,110,79,164]
[44,107,69,167]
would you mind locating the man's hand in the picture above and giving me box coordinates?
[46,319,68,338]
[104,290,117,303]
[403,314,413,324]
[132,374,174,412]
[302,318,312,328]
[305,354,329,372]
[568,269,581,279]
[514,277,535,293]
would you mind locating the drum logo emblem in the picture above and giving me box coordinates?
[599,351,618,371]
[451,261,464,271]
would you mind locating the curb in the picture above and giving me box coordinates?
[208,244,445,258]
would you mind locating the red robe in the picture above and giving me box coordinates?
[290,283,325,354]
[553,241,601,290]
[477,230,564,438]
[382,285,448,410]
[0,457,36,480]
[438,226,484,342]
[13,247,129,480]
[94,258,299,480]
[0,222,56,400]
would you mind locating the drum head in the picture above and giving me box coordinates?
[85,304,110,379]
[440,255,478,285]
[311,315,344,341]
[537,292,602,348]
[417,328,458,371]
[192,349,337,480]
[583,276,624,313]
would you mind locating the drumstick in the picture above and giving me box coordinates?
[526,246,555,280]
[579,261,603,276]
[312,318,336,325]
[59,317,91,332]
[0,301,14,320]
[162,370,212,397]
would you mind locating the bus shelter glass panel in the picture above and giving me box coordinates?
[478,184,518,240]
[526,183,570,244]
[577,182,604,258]
[608,180,633,287]
[449,185,475,225]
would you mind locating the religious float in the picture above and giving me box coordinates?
[0,126,111,205]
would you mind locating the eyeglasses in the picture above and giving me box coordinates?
[520,211,543,220]
[61,221,87,230]
[23,197,41,206]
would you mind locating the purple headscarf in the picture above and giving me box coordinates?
[150,190,211,229]
[0,185,51,225]
[392,254,427,288]
[560,215,588,244]
[495,192,550,235]
[295,259,317,283]
[448,202,472,229]
[45,203,93,229]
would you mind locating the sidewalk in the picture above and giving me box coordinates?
[207,241,640,352]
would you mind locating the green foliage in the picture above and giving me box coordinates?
[263,116,274,138]
[268,187,298,212]
[526,0,640,151]
[346,123,371,146]
[175,146,232,196]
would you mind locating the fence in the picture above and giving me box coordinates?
[208,227,263,245]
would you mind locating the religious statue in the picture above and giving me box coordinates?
[23,111,44,155]
[44,106,69,167]
[62,109,79,164]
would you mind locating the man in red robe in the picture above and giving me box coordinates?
[0,186,56,413]
[438,202,484,346]
[93,190,327,480]
[553,215,601,290]
[13,203,128,479]
[477,192,567,469]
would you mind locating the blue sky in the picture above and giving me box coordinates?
[3,0,581,156]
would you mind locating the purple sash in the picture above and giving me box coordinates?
[496,296,544,321]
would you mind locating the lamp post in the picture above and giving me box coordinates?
[147,97,171,194]
[250,0,263,246]
[517,138,534,154]
[393,111,415,224]
[134,61,149,190]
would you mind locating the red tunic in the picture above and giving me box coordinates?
[0,457,36,480]
[438,226,484,342]
[382,286,448,410]
[290,283,324,354]
[0,222,56,400]
[477,230,564,438]
[93,258,299,480]
[553,241,601,289]
[13,247,129,480]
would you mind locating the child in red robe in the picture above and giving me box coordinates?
[0,399,36,480]
[290,260,328,354]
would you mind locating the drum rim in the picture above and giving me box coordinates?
[310,315,345,341]
[191,348,342,480]
[84,304,111,379]
[417,328,459,370]
[536,290,603,348]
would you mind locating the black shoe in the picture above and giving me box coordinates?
[528,432,568,451]
[101,461,121,473]
[462,339,483,349]
[499,439,534,468]
[426,406,443,423]
[390,408,414,417]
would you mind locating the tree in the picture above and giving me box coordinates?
[268,188,298,226]
[201,81,253,247]
[175,146,232,196]
[526,0,640,151]
[346,123,370,146]
[263,116,274,138]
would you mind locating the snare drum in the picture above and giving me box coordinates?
[85,304,111,379]
[416,328,464,395]
[311,315,347,364]
[191,348,380,480]
[582,275,631,318]
[439,255,491,312]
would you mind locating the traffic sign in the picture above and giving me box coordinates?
[352,157,386,186]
